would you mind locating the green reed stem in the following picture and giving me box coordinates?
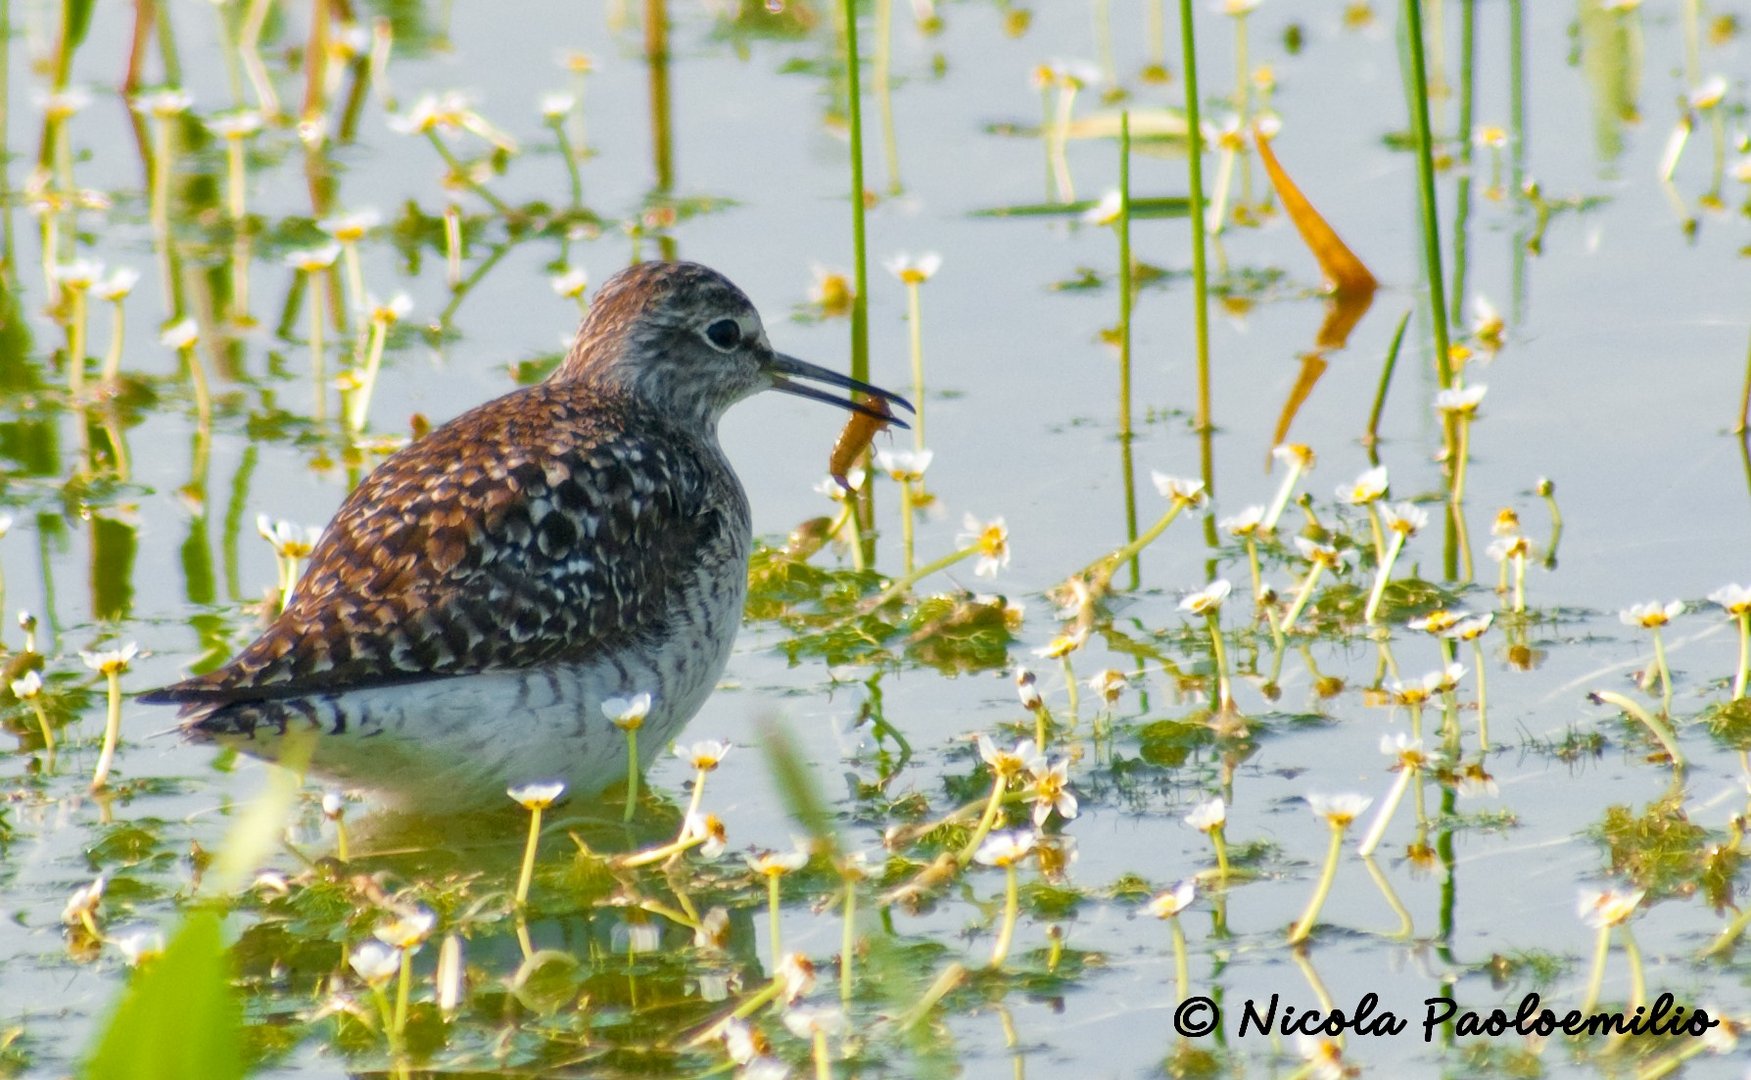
[1449,0,1474,328]
[1210,824,1230,882]
[1403,0,1453,389]
[1364,309,1410,448]
[1178,0,1212,435]
[842,0,870,388]
[874,0,900,194]
[1117,112,1134,448]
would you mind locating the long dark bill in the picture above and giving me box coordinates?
[767,352,914,428]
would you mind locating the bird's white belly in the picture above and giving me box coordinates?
[281,557,749,810]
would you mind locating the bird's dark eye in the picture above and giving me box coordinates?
[705,318,742,350]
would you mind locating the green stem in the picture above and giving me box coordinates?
[1204,610,1231,713]
[868,543,976,606]
[622,727,640,822]
[1580,923,1610,1014]
[1211,825,1230,882]
[1280,563,1325,633]
[1404,0,1453,388]
[1178,0,1212,434]
[1358,767,1412,857]
[90,670,123,791]
[1288,823,1346,943]
[514,804,543,907]
[906,281,925,450]
[1082,502,1187,581]
[1650,627,1673,711]
[988,863,1019,967]
[840,879,856,1004]
[1364,532,1407,624]
[1734,612,1749,701]
[957,774,1008,867]
[1169,915,1189,999]
[767,871,783,967]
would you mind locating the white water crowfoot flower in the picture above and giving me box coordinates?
[1081,189,1123,227]
[1221,504,1269,600]
[1364,502,1429,625]
[258,515,321,611]
[1179,579,1231,616]
[977,734,1045,778]
[1621,601,1683,705]
[349,940,401,986]
[319,209,382,243]
[674,739,731,828]
[1149,877,1197,997]
[1148,879,1196,919]
[1357,735,1428,857]
[11,668,55,754]
[551,266,589,304]
[1709,584,1751,699]
[1337,464,1389,506]
[62,875,105,939]
[1181,580,1235,712]
[1263,443,1316,531]
[676,740,731,772]
[509,780,565,908]
[1289,793,1372,944]
[784,1004,848,1077]
[883,252,941,284]
[1151,472,1210,510]
[957,515,1011,578]
[975,829,1036,968]
[83,642,137,792]
[1487,534,1534,613]
[748,845,811,966]
[1184,796,1231,880]
[1433,384,1487,417]
[111,927,166,966]
[874,447,932,482]
[1028,759,1078,825]
[1281,538,1345,633]
[283,243,342,273]
[603,692,654,822]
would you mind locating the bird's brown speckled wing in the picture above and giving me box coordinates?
[143,382,718,710]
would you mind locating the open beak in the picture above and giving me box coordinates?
[766,352,914,429]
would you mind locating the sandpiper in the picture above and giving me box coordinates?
[143,261,910,808]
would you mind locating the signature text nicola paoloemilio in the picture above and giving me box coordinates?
[1169,991,1718,1042]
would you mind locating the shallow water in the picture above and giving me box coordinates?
[2,1,1749,1076]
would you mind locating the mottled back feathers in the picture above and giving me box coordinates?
[143,379,736,713]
